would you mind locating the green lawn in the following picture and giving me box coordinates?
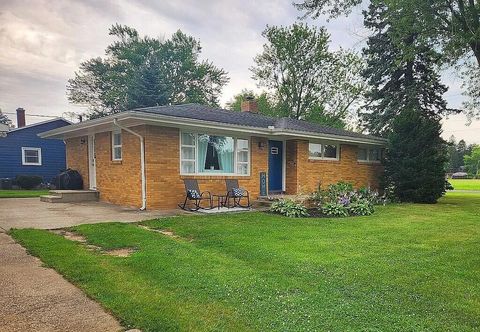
[11,193,480,331]
[450,179,480,191]
[0,189,49,198]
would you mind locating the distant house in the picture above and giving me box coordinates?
[0,108,71,183]
[40,102,386,210]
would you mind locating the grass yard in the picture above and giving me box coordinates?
[0,189,49,198]
[11,193,480,331]
[450,179,480,191]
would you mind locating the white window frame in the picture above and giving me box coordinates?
[308,141,339,161]
[21,147,42,166]
[180,132,251,176]
[111,129,122,161]
[357,146,383,163]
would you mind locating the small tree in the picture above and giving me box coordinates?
[385,109,448,203]
[464,145,480,177]
[0,109,12,127]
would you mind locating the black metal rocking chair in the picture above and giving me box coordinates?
[178,179,213,211]
[225,179,251,208]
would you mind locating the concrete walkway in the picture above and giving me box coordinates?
[0,198,181,331]
[0,198,181,230]
[0,231,123,332]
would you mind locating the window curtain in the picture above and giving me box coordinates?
[197,135,208,172]
[217,139,234,172]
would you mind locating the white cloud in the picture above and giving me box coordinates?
[0,0,478,142]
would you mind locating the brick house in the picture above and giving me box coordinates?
[39,102,386,210]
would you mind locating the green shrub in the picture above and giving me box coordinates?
[15,175,43,190]
[312,181,382,217]
[270,199,309,218]
[322,202,349,217]
[347,200,375,216]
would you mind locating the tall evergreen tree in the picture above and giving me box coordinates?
[361,2,456,137]
[385,109,448,203]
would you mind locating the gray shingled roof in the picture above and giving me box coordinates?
[133,103,384,142]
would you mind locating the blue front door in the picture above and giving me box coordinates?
[268,140,283,193]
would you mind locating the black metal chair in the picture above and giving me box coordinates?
[178,179,213,211]
[225,179,251,208]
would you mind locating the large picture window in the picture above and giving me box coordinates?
[180,133,250,175]
[308,141,339,160]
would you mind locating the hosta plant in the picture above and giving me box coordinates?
[270,199,309,218]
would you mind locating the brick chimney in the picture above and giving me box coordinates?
[240,96,258,113]
[16,108,26,128]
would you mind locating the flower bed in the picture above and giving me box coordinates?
[269,181,387,218]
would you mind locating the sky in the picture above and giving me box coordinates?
[0,0,479,143]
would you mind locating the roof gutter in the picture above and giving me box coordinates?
[40,111,387,146]
[113,118,146,211]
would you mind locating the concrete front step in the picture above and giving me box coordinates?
[40,190,99,203]
[39,195,62,203]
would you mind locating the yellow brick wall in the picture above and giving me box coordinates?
[65,136,89,189]
[144,126,268,209]
[285,139,383,194]
[65,127,383,210]
[94,128,144,208]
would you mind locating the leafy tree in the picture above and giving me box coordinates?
[447,136,463,172]
[464,145,480,176]
[251,23,367,127]
[385,108,448,203]
[295,0,480,118]
[361,2,457,136]
[226,89,282,118]
[0,109,12,128]
[68,24,229,119]
[227,89,347,128]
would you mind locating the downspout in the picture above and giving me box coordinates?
[113,119,146,210]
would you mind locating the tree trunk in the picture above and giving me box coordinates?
[470,42,480,67]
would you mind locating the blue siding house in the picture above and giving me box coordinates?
[0,118,71,182]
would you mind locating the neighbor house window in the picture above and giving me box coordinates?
[358,146,383,162]
[180,132,250,175]
[308,141,339,160]
[112,130,122,161]
[21,147,42,166]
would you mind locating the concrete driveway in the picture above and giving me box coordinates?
[0,198,177,331]
[0,198,179,231]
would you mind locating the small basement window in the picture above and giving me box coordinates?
[112,130,122,161]
[21,147,42,166]
[308,141,339,160]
